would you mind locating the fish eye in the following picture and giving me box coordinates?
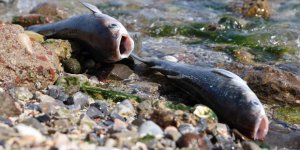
[108,23,119,29]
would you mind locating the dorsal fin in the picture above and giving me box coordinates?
[80,1,102,14]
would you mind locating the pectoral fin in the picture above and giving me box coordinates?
[80,1,102,14]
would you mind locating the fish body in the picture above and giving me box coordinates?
[27,1,134,63]
[132,54,269,140]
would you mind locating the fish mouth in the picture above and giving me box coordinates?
[117,34,134,60]
[253,115,269,140]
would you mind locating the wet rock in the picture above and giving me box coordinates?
[30,2,68,20]
[10,87,33,101]
[62,58,82,74]
[233,49,255,64]
[107,64,134,80]
[86,101,109,119]
[228,0,271,19]
[15,124,45,144]
[138,121,163,139]
[178,123,195,134]
[242,141,261,150]
[219,63,300,105]
[21,117,46,133]
[215,123,230,139]
[110,100,136,122]
[176,133,206,149]
[42,39,72,60]
[0,24,62,90]
[113,118,128,132]
[72,91,89,109]
[24,31,44,42]
[0,89,22,117]
[276,62,300,77]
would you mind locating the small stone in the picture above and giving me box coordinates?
[35,114,51,123]
[176,133,206,149]
[53,133,77,150]
[162,55,178,62]
[54,119,71,133]
[131,142,148,150]
[164,126,181,141]
[193,105,217,120]
[62,58,82,74]
[137,100,153,119]
[79,114,96,132]
[72,92,89,109]
[0,90,22,117]
[0,116,13,126]
[47,85,67,101]
[178,123,195,134]
[139,121,163,139]
[12,87,33,101]
[87,101,109,119]
[113,118,128,132]
[30,2,68,19]
[110,100,136,123]
[215,123,230,139]
[104,138,118,147]
[242,141,262,150]
[107,64,134,80]
[37,93,61,114]
[21,118,46,133]
[150,109,176,128]
[15,124,45,144]
[0,125,17,141]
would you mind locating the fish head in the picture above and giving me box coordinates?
[81,1,134,63]
[235,92,269,140]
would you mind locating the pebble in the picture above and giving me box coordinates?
[12,87,33,101]
[47,85,68,101]
[35,114,51,123]
[54,119,71,133]
[178,123,195,134]
[0,90,22,117]
[242,141,262,150]
[86,101,109,119]
[72,91,89,109]
[161,55,178,62]
[176,133,205,149]
[107,64,134,80]
[0,116,13,126]
[113,118,128,132]
[15,124,45,144]
[138,121,163,139]
[215,123,230,139]
[37,93,60,114]
[21,117,46,133]
[131,142,148,150]
[110,100,136,123]
[164,126,181,141]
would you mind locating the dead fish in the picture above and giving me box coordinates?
[27,1,134,63]
[131,54,269,140]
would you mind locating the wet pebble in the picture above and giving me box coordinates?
[176,133,205,149]
[138,121,163,139]
[0,116,12,126]
[47,85,68,101]
[0,90,22,117]
[35,114,51,123]
[107,64,134,80]
[110,100,136,122]
[54,119,71,133]
[113,118,128,132]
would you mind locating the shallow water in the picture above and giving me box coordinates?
[1,0,300,148]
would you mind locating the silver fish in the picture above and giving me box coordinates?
[27,1,134,63]
[131,54,269,140]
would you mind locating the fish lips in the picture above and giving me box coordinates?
[252,115,269,140]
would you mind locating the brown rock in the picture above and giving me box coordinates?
[176,133,207,149]
[0,89,22,117]
[107,64,134,80]
[150,109,176,128]
[228,0,271,19]
[0,24,62,90]
[30,2,68,20]
[218,63,300,105]
[12,14,55,27]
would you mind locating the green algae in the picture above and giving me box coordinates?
[81,85,142,103]
[55,76,81,94]
[147,22,296,61]
[273,106,300,124]
[137,135,155,144]
[165,101,193,112]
